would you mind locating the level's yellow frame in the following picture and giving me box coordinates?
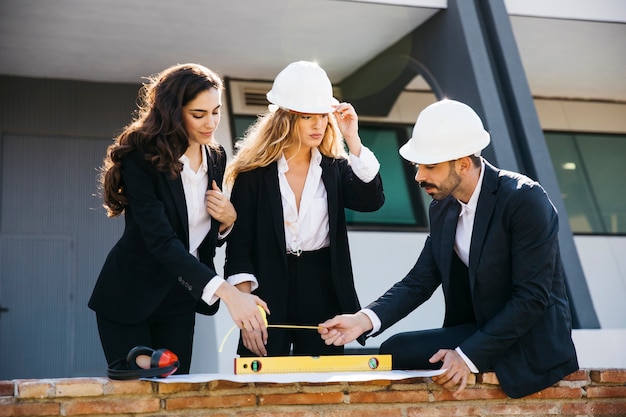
[234,354,392,374]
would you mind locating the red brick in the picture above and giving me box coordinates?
[104,379,153,395]
[562,400,626,415]
[393,377,430,384]
[562,369,589,381]
[325,409,402,417]
[525,386,583,399]
[55,378,104,397]
[590,369,626,383]
[157,381,207,394]
[481,403,561,415]
[259,391,344,405]
[208,379,249,390]
[478,372,499,385]
[0,381,14,397]
[408,404,484,416]
[237,411,321,417]
[0,402,59,417]
[586,385,626,398]
[166,394,256,410]
[350,390,428,403]
[387,380,429,391]
[254,381,300,389]
[432,387,508,401]
[348,379,392,387]
[16,380,52,399]
[64,398,161,415]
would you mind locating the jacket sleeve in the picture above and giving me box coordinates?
[337,158,385,213]
[121,152,218,300]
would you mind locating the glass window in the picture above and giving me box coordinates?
[231,115,257,142]
[345,125,428,228]
[545,132,626,235]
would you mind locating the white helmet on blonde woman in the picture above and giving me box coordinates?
[399,99,490,164]
[266,61,339,114]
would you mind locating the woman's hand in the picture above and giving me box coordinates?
[206,180,237,232]
[241,327,268,356]
[332,102,362,157]
[216,282,268,344]
[235,282,269,356]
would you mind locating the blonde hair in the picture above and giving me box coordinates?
[224,108,347,187]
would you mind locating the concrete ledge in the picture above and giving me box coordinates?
[1,369,625,416]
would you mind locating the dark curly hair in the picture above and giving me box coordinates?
[100,63,223,217]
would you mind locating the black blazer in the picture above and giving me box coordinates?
[367,161,578,398]
[224,155,384,335]
[89,146,226,323]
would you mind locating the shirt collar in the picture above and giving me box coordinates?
[278,147,322,173]
[457,159,485,215]
[179,145,208,174]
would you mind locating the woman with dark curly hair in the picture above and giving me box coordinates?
[89,63,267,374]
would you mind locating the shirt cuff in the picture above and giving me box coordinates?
[349,146,380,183]
[218,222,234,240]
[201,275,226,306]
[226,272,259,292]
[360,308,381,336]
[455,347,479,373]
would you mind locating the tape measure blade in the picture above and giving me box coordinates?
[234,354,391,374]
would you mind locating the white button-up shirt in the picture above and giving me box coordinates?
[225,146,380,288]
[179,146,211,259]
[454,160,485,267]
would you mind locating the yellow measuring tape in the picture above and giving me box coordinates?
[235,354,392,374]
[221,307,391,374]
[218,306,322,353]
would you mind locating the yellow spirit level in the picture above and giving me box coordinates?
[234,354,392,374]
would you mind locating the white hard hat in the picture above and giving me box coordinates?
[266,61,339,114]
[399,99,490,164]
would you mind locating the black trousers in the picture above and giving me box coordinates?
[379,323,478,370]
[239,247,343,357]
[96,286,196,374]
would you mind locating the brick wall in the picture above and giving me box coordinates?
[1,369,625,416]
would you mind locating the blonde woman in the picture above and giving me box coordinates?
[224,61,385,357]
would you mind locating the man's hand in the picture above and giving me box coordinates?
[318,312,373,346]
[429,349,472,396]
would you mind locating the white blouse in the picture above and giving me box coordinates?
[226,146,380,288]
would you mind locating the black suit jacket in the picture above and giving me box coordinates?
[89,146,226,323]
[224,155,384,337]
[367,161,578,398]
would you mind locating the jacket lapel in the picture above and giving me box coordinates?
[469,162,499,275]
[320,157,337,242]
[263,163,287,254]
[204,146,219,232]
[166,175,190,245]
[441,200,461,289]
